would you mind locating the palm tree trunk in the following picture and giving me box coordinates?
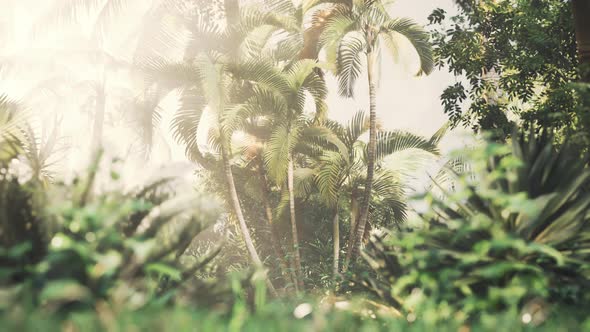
[91,85,105,152]
[332,204,340,277]
[287,155,305,290]
[343,51,377,272]
[351,192,359,228]
[224,0,240,24]
[362,219,372,244]
[221,147,278,296]
[258,159,299,292]
[347,189,359,244]
[573,0,590,82]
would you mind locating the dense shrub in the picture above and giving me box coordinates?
[364,130,590,322]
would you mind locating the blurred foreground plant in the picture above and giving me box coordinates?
[364,129,590,323]
[0,150,238,315]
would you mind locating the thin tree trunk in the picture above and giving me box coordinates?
[258,158,299,292]
[91,84,105,152]
[573,0,590,82]
[343,189,358,272]
[224,0,240,24]
[343,52,377,272]
[221,147,278,296]
[351,192,359,231]
[287,155,305,290]
[332,204,340,277]
[347,189,359,247]
[362,219,372,244]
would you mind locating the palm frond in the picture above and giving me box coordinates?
[170,88,212,167]
[374,130,440,163]
[286,59,321,89]
[0,95,26,162]
[300,65,329,115]
[184,14,226,59]
[336,32,366,97]
[303,0,351,17]
[315,150,347,205]
[265,0,297,15]
[269,32,305,62]
[231,59,290,96]
[429,121,451,146]
[32,0,103,37]
[301,125,349,158]
[430,155,471,193]
[381,18,434,76]
[0,95,26,141]
[345,110,369,146]
[319,13,357,67]
[264,121,301,184]
[91,0,128,41]
[140,57,201,91]
[238,24,278,60]
[372,169,407,223]
[294,167,317,198]
[126,86,165,151]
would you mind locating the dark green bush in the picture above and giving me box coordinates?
[364,130,590,322]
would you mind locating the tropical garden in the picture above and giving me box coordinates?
[1,0,590,330]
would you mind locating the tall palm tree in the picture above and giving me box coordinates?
[307,111,442,275]
[319,0,434,269]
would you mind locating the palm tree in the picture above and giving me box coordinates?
[229,56,343,289]
[319,0,434,269]
[307,111,442,276]
[155,1,341,289]
[141,4,329,293]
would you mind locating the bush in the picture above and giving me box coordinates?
[363,129,590,323]
[0,152,239,315]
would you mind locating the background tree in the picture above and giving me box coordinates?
[429,0,588,145]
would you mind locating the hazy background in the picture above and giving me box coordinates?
[0,0,470,191]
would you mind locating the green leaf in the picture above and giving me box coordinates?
[146,263,182,281]
[39,280,92,304]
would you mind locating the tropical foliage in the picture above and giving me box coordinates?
[2,0,590,330]
[364,129,590,321]
[0,151,240,313]
[429,0,590,146]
